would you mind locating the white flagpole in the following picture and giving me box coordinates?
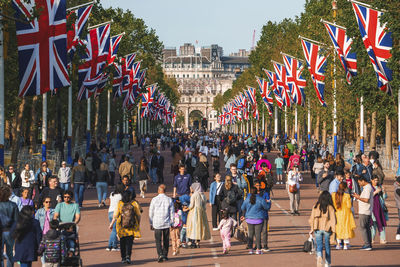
[0,17,4,166]
[67,85,72,164]
[307,99,311,142]
[137,104,140,138]
[274,106,278,138]
[360,96,364,153]
[295,106,298,140]
[262,105,265,136]
[42,93,48,161]
[107,90,111,147]
[284,106,288,139]
[86,98,91,153]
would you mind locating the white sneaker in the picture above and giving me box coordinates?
[111,248,120,252]
[324,262,331,267]
[396,234,400,240]
[213,228,219,231]
[105,247,111,251]
[142,195,145,198]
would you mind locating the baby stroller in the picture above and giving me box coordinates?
[59,223,83,267]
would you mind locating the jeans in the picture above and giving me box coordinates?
[371,221,386,241]
[154,228,170,258]
[247,222,263,250]
[314,230,332,265]
[120,236,133,260]
[108,212,118,249]
[359,214,372,246]
[96,182,108,204]
[73,183,85,207]
[19,263,32,267]
[150,168,158,184]
[59,183,69,191]
[261,218,269,248]
[1,231,14,267]
[180,226,188,244]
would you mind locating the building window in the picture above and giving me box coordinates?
[176,74,179,78]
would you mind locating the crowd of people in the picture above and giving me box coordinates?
[1,131,400,267]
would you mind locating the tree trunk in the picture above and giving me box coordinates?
[11,98,26,165]
[385,115,392,163]
[314,115,320,141]
[29,96,39,153]
[322,120,327,145]
[355,116,360,153]
[370,111,377,149]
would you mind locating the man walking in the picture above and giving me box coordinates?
[118,155,134,183]
[156,151,165,184]
[173,164,192,199]
[149,184,174,262]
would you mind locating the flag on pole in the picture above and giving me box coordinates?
[351,1,392,94]
[67,4,93,58]
[322,20,357,85]
[272,61,292,108]
[141,84,157,118]
[107,33,124,65]
[264,69,284,109]
[256,77,273,116]
[282,54,306,106]
[300,37,328,107]
[13,0,70,96]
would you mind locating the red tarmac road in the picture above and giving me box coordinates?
[30,146,400,267]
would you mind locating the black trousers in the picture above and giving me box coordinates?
[212,201,221,228]
[120,236,133,260]
[157,169,164,184]
[261,218,269,248]
[155,228,170,258]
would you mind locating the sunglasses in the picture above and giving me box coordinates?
[64,196,72,199]
[44,201,50,203]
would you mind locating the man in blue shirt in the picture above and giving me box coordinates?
[173,164,192,198]
[329,170,344,194]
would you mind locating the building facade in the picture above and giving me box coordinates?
[162,43,250,130]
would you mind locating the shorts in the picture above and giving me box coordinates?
[276,168,283,175]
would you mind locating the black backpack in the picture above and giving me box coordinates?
[225,190,237,205]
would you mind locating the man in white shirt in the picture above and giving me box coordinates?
[149,184,174,262]
[353,176,374,250]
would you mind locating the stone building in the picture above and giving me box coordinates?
[162,43,250,130]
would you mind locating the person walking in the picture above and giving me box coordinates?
[108,153,117,187]
[317,161,334,192]
[170,201,183,256]
[193,152,209,192]
[119,155,134,183]
[13,205,42,267]
[309,191,336,267]
[37,219,64,267]
[137,157,150,198]
[370,175,388,244]
[109,190,141,264]
[155,151,165,184]
[219,176,240,220]
[53,190,81,224]
[274,153,284,184]
[186,182,211,248]
[57,161,71,191]
[209,173,223,230]
[70,158,89,208]
[286,165,303,215]
[6,165,21,196]
[394,176,400,241]
[149,184,174,263]
[0,185,19,267]
[217,210,237,254]
[313,157,324,188]
[352,176,374,250]
[241,187,269,255]
[96,162,110,207]
[106,187,122,251]
[332,182,356,250]
[35,197,55,235]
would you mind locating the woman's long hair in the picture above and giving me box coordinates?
[335,153,343,166]
[13,205,34,242]
[249,187,257,205]
[314,191,334,214]
[224,176,232,190]
[334,182,347,209]
[140,157,147,171]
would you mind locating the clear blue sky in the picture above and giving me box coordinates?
[100,0,306,55]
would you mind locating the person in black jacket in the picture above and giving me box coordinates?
[155,151,165,184]
[193,153,209,192]
[219,176,240,221]
[6,165,21,196]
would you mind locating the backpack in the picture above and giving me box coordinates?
[225,190,237,205]
[237,158,245,170]
[121,202,136,228]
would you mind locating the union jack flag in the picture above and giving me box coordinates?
[245,87,256,105]
[67,4,92,58]
[141,84,157,118]
[256,77,273,116]
[78,24,110,100]
[112,61,126,98]
[107,33,124,65]
[123,61,142,107]
[351,1,392,94]
[300,38,328,107]
[323,21,357,85]
[282,54,306,106]
[264,69,284,109]
[272,61,292,108]
[13,0,70,96]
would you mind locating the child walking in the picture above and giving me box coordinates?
[217,210,237,254]
[180,201,189,248]
[171,200,183,255]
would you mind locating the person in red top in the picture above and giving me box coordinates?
[282,145,290,171]
[287,150,301,173]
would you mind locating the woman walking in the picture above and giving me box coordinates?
[370,175,388,244]
[219,176,240,220]
[309,191,336,267]
[241,187,270,255]
[186,182,211,248]
[96,162,110,207]
[137,157,150,198]
[332,182,356,249]
[286,165,303,215]
[109,191,141,264]
[57,161,71,191]
[13,205,42,267]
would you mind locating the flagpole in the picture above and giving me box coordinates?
[307,99,311,142]
[262,105,265,137]
[398,86,400,171]
[294,106,298,140]
[250,118,253,136]
[66,1,95,11]
[360,96,364,153]
[107,90,111,147]
[42,93,47,161]
[86,98,91,153]
[274,106,278,139]
[116,122,120,148]
[284,106,288,139]
[332,0,338,157]
[67,84,72,164]
[137,104,140,139]
[0,17,4,167]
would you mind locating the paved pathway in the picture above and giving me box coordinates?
[30,145,400,267]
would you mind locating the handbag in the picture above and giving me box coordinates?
[303,234,314,253]
[289,184,298,193]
